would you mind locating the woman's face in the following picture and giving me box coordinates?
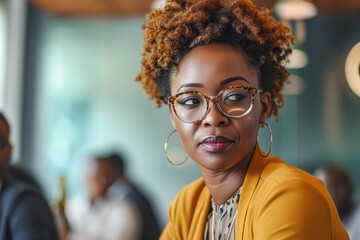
[169,43,271,171]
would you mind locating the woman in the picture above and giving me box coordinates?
[135,0,349,239]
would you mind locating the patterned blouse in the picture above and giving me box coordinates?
[204,187,242,240]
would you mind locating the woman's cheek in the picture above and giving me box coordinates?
[176,124,198,157]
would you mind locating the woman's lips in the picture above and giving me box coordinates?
[200,136,233,152]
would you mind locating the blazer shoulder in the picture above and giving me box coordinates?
[162,178,210,240]
[246,157,349,239]
[171,178,208,211]
[262,156,325,188]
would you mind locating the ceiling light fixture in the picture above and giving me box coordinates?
[151,0,166,10]
[274,0,318,21]
[274,0,318,45]
[345,42,360,97]
[286,49,309,69]
[283,75,306,95]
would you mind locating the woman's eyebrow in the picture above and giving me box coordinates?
[176,76,249,92]
[177,83,204,92]
[220,76,249,85]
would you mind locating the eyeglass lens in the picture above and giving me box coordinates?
[174,88,252,122]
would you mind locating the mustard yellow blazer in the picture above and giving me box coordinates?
[160,144,349,239]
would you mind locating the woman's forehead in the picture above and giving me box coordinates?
[171,44,260,92]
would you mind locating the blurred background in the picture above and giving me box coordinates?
[0,0,359,228]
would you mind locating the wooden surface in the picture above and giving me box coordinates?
[29,0,154,16]
[254,0,360,14]
[29,0,360,17]
[313,0,360,14]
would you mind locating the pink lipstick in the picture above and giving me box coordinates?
[200,136,233,152]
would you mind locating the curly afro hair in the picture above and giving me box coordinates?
[135,0,295,121]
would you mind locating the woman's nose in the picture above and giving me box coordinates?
[201,100,229,127]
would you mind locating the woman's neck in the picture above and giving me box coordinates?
[199,148,254,205]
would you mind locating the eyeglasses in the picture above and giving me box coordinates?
[168,85,262,123]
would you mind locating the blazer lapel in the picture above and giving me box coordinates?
[235,143,269,239]
[190,182,211,239]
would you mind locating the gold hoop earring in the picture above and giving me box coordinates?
[164,130,188,166]
[257,122,273,157]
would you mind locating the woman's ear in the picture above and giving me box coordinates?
[260,91,272,123]
[168,104,177,129]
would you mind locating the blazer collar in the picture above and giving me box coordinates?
[194,143,269,239]
[235,143,269,239]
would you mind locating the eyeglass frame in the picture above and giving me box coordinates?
[168,85,263,123]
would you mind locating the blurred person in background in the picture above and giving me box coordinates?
[316,165,360,239]
[60,153,160,240]
[7,164,43,194]
[0,111,60,240]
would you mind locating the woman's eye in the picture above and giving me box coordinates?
[179,98,200,106]
[225,93,245,102]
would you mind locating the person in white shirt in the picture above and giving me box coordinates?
[60,154,145,240]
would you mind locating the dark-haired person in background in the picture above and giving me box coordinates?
[102,154,161,240]
[0,112,60,240]
[61,153,160,240]
[7,164,43,194]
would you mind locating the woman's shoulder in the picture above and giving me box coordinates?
[255,156,339,221]
[162,178,210,239]
[262,156,325,189]
[255,156,336,211]
[171,178,210,208]
[168,177,210,219]
[248,157,349,239]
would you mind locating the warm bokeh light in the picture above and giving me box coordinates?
[274,0,318,20]
[283,75,305,95]
[345,42,360,97]
[286,49,309,69]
